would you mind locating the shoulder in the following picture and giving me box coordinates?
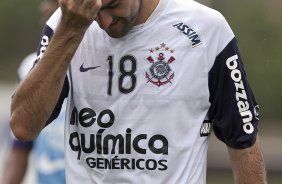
[167,0,234,48]
[169,0,229,29]
[46,8,62,31]
[166,0,234,42]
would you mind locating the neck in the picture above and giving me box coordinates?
[134,0,160,25]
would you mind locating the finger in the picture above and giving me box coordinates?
[79,0,102,20]
[59,0,82,12]
[80,0,101,10]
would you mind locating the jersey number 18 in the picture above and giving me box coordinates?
[106,55,137,95]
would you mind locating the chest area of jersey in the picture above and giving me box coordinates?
[70,41,208,99]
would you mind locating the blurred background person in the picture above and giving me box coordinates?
[1,0,66,184]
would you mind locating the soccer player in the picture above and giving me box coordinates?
[2,1,66,184]
[10,0,267,183]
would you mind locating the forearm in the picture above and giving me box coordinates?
[2,148,31,184]
[10,23,86,141]
[228,135,267,184]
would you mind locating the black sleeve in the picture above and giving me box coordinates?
[45,77,69,126]
[208,38,259,149]
[35,25,54,63]
[35,25,69,126]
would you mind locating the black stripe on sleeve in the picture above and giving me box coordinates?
[45,77,69,126]
[208,38,259,149]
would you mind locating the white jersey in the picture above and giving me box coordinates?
[37,0,259,183]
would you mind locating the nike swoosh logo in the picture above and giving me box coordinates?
[80,63,101,72]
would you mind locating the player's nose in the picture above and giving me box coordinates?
[96,11,113,30]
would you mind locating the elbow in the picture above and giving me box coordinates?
[10,113,38,141]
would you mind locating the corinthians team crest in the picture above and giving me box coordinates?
[145,43,176,87]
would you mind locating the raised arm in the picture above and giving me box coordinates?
[228,135,267,184]
[10,0,102,141]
